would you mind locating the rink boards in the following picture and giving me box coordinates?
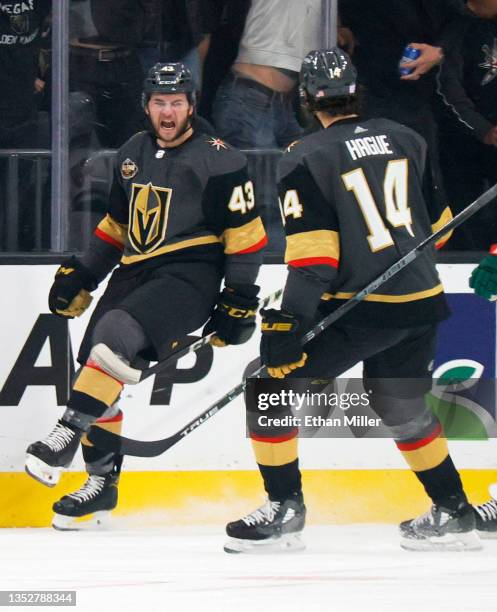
[2,263,497,527]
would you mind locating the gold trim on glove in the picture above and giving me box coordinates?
[267,353,308,379]
[55,289,93,318]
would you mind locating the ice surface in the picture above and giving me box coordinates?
[0,525,495,611]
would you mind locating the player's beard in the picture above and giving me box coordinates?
[156,113,192,145]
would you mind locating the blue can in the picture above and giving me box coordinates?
[399,46,421,76]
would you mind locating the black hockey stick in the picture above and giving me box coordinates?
[88,182,497,457]
[133,287,283,383]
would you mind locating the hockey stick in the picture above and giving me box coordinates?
[88,182,497,456]
[127,287,284,383]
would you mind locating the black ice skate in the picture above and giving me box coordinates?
[25,420,82,487]
[224,498,306,553]
[400,501,481,551]
[473,489,497,538]
[52,472,119,531]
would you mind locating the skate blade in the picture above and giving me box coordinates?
[400,529,482,552]
[25,454,63,487]
[52,511,112,531]
[224,533,305,554]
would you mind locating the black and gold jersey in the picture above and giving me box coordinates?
[90,129,267,286]
[278,117,452,327]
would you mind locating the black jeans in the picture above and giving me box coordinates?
[69,52,145,148]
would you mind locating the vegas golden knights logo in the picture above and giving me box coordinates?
[129,183,172,253]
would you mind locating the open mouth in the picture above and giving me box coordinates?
[161,120,175,130]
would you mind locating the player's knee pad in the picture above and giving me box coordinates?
[245,388,295,439]
[370,391,438,441]
[92,309,149,364]
[88,344,141,385]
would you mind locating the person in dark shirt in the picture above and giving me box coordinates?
[0,0,51,251]
[437,0,497,249]
[338,0,467,216]
[0,0,50,146]
[198,0,251,123]
[69,0,147,148]
[138,0,215,93]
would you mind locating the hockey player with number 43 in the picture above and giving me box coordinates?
[224,49,482,553]
[24,62,267,530]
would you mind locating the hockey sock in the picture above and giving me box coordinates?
[396,423,467,509]
[250,430,302,501]
[81,410,123,476]
[258,459,303,502]
[412,456,468,510]
[64,363,123,430]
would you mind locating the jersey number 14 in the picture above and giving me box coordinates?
[342,159,414,252]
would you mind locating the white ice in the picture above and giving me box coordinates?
[1,525,496,612]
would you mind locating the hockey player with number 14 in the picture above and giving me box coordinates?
[24,62,267,529]
[224,48,482,553]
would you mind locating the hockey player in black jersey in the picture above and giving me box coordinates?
[24,62,267,529]
[224,49,480,553]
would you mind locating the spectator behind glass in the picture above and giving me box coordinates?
[69,0,146,149]
[212,0,321,149]
[437,0,497,249]
[199,0,251,123]
[138,0,214,93]
[0,0,51,148]
[339,0,466,218]
[0,0,51,252]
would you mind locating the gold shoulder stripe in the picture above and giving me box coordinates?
[96,214,128,248]
[431,206,453,249]
[221,217,267,255]
[285,230,340,264]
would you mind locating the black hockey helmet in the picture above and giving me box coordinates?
[142,62,196,107]
[300,48,357,102]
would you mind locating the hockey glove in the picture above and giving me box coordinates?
[469,249,497,301]
[260,309,307,379]
[48,256,98,318]
[204,284,259,347]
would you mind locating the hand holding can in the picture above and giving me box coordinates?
[399,46,421,76]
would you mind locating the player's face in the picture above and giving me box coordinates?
[146,93,193,144]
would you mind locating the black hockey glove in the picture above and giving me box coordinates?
[203,284,259,347]
[48,256,98,318]
[260,309,307,379]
